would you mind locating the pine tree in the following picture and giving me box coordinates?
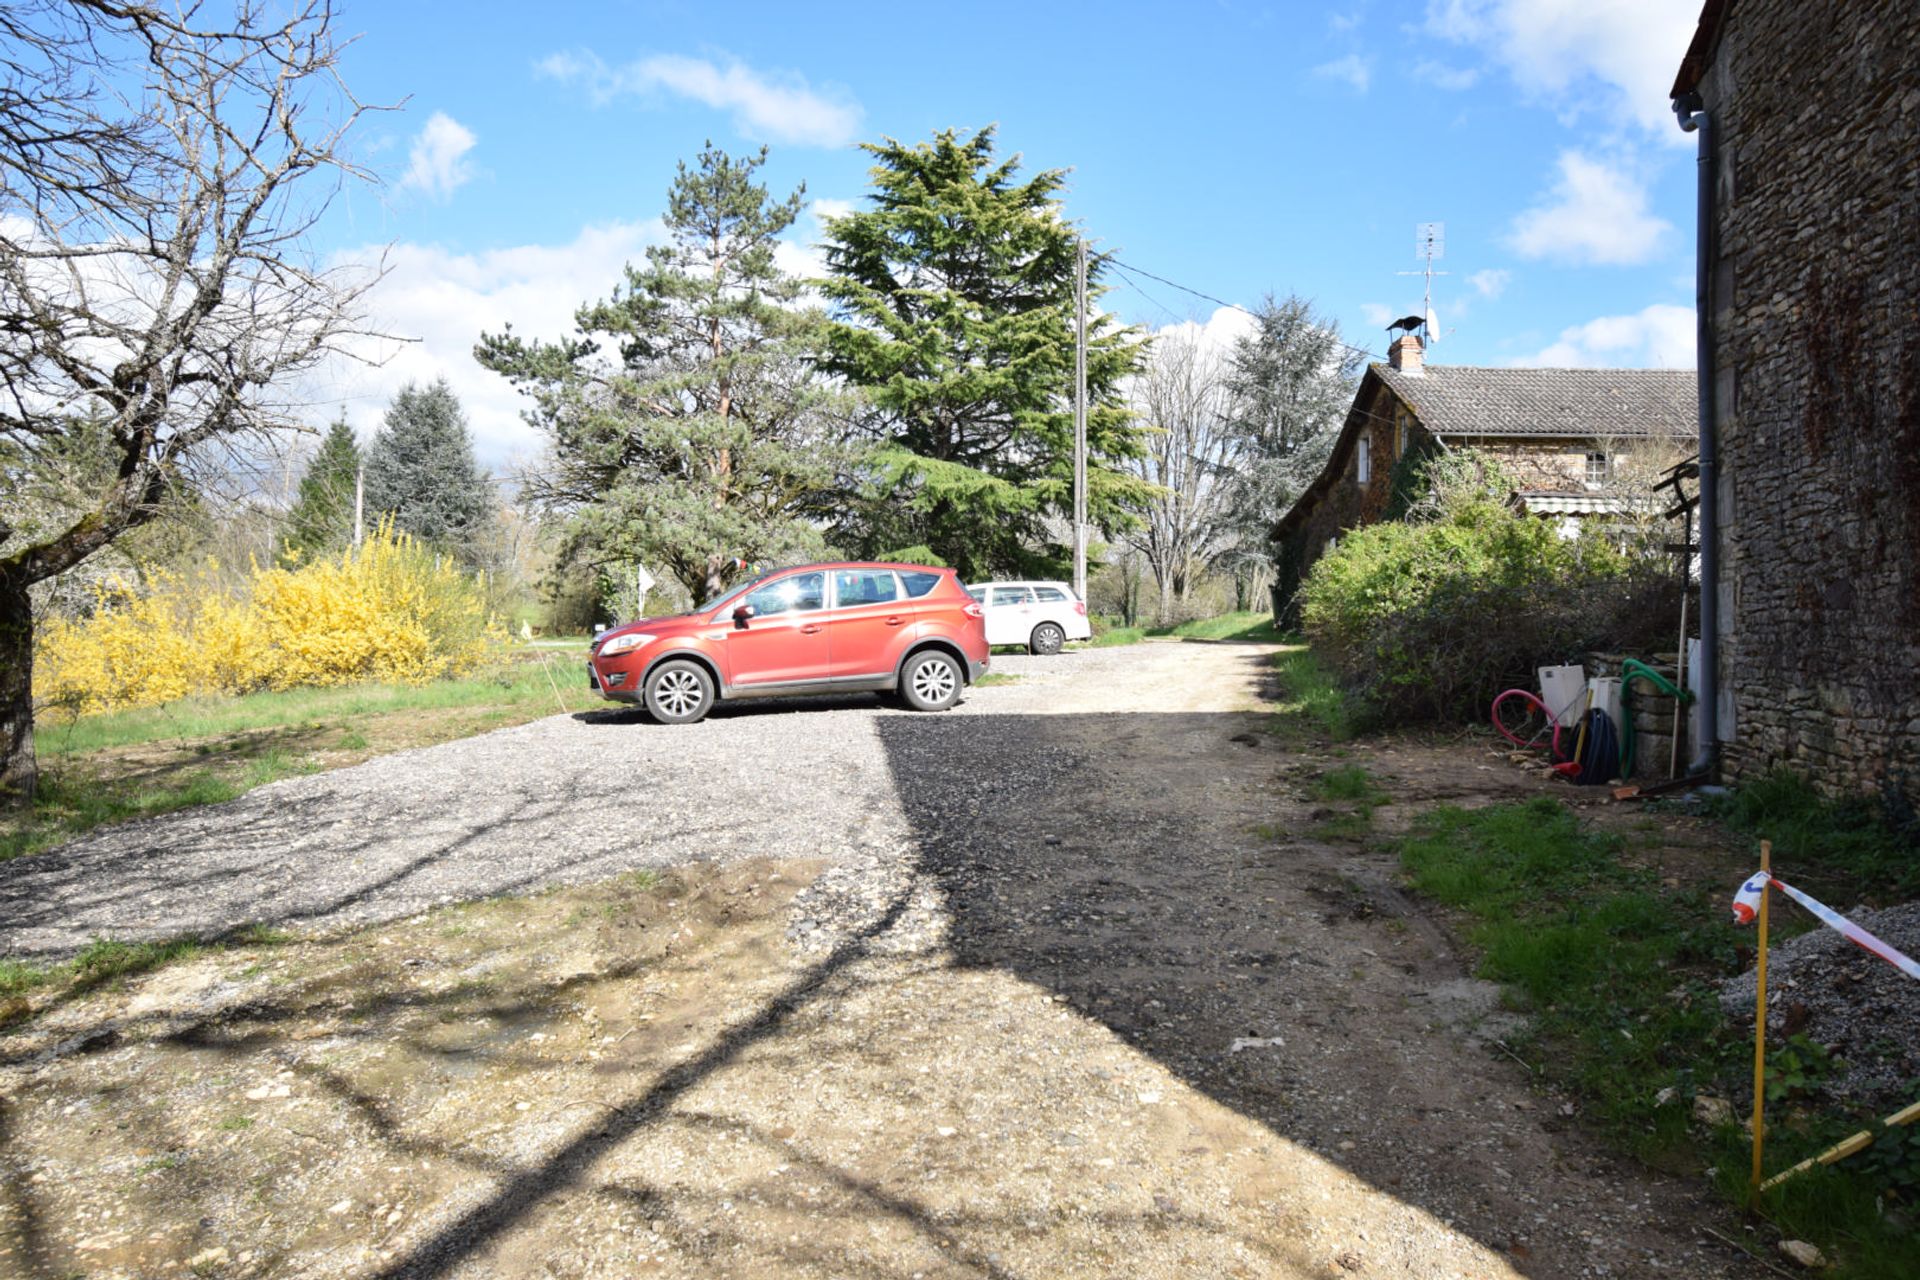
[1221,294,1361,607]
[818,126,1148,582]
[362,380,494,550]
[477,144,849,603]
[284,418,362,554]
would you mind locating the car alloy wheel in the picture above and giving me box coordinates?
[1030,622,1065,655]
[901,651,961,711]
[645,660,714,724]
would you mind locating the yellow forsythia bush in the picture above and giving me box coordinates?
[36,525,500,714]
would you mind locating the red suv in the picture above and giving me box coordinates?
[587,562,990,723]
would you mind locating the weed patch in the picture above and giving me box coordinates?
[1271,647,1351,740]
[1399,796,1915,1277]
[1710,771,1920,899]
[1085,626,1146,648]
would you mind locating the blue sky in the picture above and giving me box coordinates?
[307,0,1706,466]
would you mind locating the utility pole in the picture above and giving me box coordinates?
[1073,237,1088,602]
[353,462,364,548]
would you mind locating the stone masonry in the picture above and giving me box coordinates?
[1680,0,1920,799]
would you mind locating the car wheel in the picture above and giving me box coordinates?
[644,659,715,724]
[1029,622,1066,655]
[900,650,962,712]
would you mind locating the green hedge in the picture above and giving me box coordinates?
[1300,500,1678,723]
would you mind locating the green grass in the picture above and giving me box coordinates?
[0,924,300,1004]
[1399,796,1914,1278]
[1313,764,1383,803]
[1270,647,1352,739]
[974,672,1022,687]
[32,655,579,759]
[1146,611,1285,643]
[8,651,596,865]
[2,769,248,863]
[1085,626,1147,647]
[1710,770,1920,898]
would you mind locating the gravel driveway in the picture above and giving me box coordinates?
[0,642,1768,1279]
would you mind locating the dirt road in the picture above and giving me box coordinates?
[0,642,1763,1278]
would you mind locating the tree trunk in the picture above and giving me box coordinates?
[0,574,37,804]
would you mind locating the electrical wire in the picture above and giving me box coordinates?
[1104,256,1389,363]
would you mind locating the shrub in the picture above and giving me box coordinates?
[36,525,499,714]
[1300,499,1677,723]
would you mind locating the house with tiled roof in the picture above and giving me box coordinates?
[1268,333,1696,620]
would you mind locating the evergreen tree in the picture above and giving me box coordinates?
[1221,294,1361,599]
[477,144,849,603]
[818,126,1149,582]
[362,380,494,550]
[284,418,361,554]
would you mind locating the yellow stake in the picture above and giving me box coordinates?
[1760,1098,1920,1192]
[1750,838,1772,1198]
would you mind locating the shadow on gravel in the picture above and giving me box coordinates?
[1,649,1597,1279]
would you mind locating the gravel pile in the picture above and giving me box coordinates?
[1719,901,1920,1111]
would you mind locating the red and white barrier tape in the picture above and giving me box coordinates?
[1732,871,1920,981]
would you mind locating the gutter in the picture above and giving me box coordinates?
[1674,90,1720,777]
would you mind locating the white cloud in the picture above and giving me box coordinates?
[1508,151,1671,265]
[811,197,856,226]
[1358,302,1397,328]
[397,112,478,201]
[1152,306,1258,356]
[1413,59,1480,91]
[539,50,862,147]
[1516,302,1694,367]
[1312,54,1371,93]
[1424,0,1699,138]
[1468,268,1511,298]
[308,221,669,468]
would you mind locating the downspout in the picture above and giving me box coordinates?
[1674,90,1720,777]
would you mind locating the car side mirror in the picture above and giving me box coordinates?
[732,603,756,626]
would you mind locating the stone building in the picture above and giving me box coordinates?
[1673,0,1920,798]
[1268,333,1695,619]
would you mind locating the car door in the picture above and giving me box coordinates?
[825,568,912,679]
[725,570,830,687]
[986,585,1035,646]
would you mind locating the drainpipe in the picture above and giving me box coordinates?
[1675,90,1719,777]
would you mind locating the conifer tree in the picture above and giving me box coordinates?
[818,127,1148,581]
[478,144,848,603]
[362,380,494,550]
[284,418,362,554]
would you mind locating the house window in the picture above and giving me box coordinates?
[1395,410,1410,458]
[1585,451,1611,487]
[1357,437,1371,485]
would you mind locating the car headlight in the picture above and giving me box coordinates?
[598,632,656,657]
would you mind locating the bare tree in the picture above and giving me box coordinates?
[1120,325,1240,624]
[0,1,383,801]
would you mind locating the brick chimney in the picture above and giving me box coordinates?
[1389,332,1425,376]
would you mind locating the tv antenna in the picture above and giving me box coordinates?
[1397,221,1447,343]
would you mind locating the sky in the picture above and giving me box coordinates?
[303,0,1707,469]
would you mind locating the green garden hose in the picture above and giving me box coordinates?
[1619,657,1694,778]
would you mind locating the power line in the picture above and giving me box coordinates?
[1104,256,1387,363]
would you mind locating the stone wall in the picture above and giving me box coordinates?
[1697,0,1920,799]
[1287,379,1421,586]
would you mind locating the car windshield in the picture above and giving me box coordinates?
[698,575,771,613]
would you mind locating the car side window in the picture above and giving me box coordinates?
[991,586,1033,607]
[903,571,943,598]
[1033,587,1067,602]
[744,571,825,617]
[834,569,900,607]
